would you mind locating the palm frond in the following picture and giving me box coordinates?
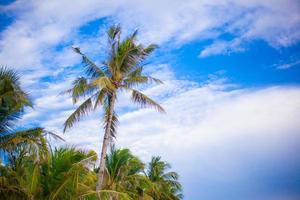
[144,44,158,55]
[63,77,96,103]
[92,77,115,90]
[163,171,179,181]
[124,75,163,88]
[0,128,63,150]
[49,175,72,200]
[130,29,138,40]
[107,25,121,41]
[63,98,93,132]
[0,66,32,134]
[130,89,165,113]
[81,189,132,200]
[118,43,147,74]
[117,39,139,72]
[93,88,108,110]
[29,163,40,195]
[72,47,107,78]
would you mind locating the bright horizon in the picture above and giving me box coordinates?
[1,0,300,199]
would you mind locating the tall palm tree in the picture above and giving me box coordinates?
[145,157,183,200]
[63,25,165,191]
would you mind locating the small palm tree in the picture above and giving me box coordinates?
[45,147,98,200]
[102,147,146,199]
[145,157,183,200]
[63,25,165,191]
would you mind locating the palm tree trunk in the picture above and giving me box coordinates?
[96,92,116,191]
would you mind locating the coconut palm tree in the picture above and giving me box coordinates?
[63,25,165,191]
[145,157,183,200]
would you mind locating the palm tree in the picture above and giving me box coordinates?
[0,142,50,200]
[101,147,146,199]
[0,66,67,200]
[45,147,98,200]
[93,148,183,200]
[145,157,183,200]
[63,25,165,191]
[0,66,61,157]
[0,128,55,200]
[0,145,98,200]
[0,66,31,134]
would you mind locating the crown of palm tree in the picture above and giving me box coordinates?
[146,156,183,200]
[63,25,165,136]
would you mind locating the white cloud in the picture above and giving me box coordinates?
[116,85,300,200]
[0,0,299,75]
[199,38,245,57]
[0,0,115,78]
[114,0,300,56]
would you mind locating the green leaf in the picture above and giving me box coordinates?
[131,89,165,113]
[63,98,93,132]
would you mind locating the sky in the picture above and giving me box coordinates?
[1,0,300,199]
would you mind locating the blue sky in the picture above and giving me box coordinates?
[1,0,300,199]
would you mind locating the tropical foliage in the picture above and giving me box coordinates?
[63,25,165,190]
[1,141,182,200]
[0,145,97,200]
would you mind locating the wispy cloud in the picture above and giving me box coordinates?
[276,60,300,70]
[199,38,245,57]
